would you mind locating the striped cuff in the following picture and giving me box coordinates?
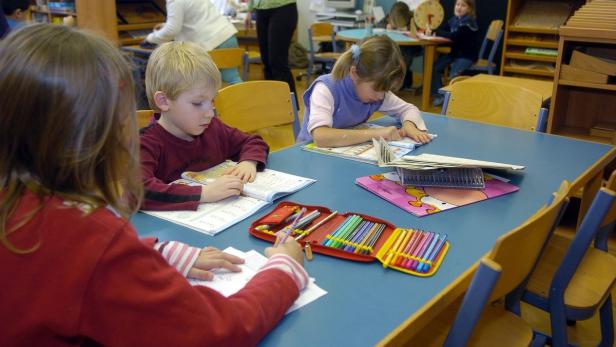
[258,254,309,291]
[154,241,201,277]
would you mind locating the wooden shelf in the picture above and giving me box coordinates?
[120,37,144,45]
[507,38,559,49]
[508,25,559,35]
[505,52,557,62]
[118,23,156,31]
[559,80,616,92]
[552,126,614,145]
[503,65,555,77]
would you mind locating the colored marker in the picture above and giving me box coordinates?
[296,211,338,241]
[383,229,407,268]
[401,231,425,268]
[422,234,448,272]
[416,233,440,272]
[276,207,305,246]
[391,229,413,266]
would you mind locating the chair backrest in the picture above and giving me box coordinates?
[477,19,504,64]
[486,180,570,302]
[136,109,155,129]
[308,22,336,57]
[208,48,246,70]
[215,81,299,151]
[446,79,545,131]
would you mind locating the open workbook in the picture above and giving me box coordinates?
[190,247,327,314]
[301,124,437,165]
[142,161,316,236]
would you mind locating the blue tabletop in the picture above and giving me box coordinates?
[131,114,614,346]
[337,28,419,44]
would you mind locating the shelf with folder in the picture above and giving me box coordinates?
[502,65,555,77]
[505,51,557,63]
[506,38,559,49]
[507,25,559,35]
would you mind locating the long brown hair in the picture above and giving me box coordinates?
[0,24,142,253]
[332,35,406,92]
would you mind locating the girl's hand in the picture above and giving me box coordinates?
[265,236,304,267]
[153,23,164,31]
[224,160,257,183]
[403,122,432,144]
[188,247,245,280]
[200,175,243,202]
[244,11,253,29]
[373,126,402,141]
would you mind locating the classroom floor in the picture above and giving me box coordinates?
[245,65,616,346]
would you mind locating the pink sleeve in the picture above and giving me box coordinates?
[306,82,336,135]
[258,254,309,291]
[378,92,427,131]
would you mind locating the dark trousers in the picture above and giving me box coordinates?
[255,3,297,100]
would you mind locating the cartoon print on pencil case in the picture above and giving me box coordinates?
[368,173,489,214]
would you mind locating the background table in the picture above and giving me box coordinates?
[132,114,615,346]
[336,28,444,111]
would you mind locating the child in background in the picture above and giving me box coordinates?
[384,1,422,91]
[427,0,479,106]
[2,0,29,31]
[297,35,431,148]
[145,0,243,84]
[140,41,269,211]
[0,24,308,346]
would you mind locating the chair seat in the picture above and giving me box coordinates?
[410,300,534,346]
[246,50,261,62]
[314,52,341,60]
[526,233,616,310]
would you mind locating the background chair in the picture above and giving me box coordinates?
[136,109,154,129]
[304,22,340,82]
[215,81,300,152]
[207,48,246,85]
[444,79,547,132]
[242,50,262,81]
[522,171,616,347]
[466,19,504,75]
[379,182,570,346]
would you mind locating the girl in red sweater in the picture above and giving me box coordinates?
[0,24,308,347]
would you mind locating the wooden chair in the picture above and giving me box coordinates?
[379,181,570,347]
[445,79,547,132]
[305,22,341,81]
[522,171,616,347]
[214,81,300,152]
[467,19,504,75]
[136,109,155,129]
[242,50,261,81]
[207,48,246,85]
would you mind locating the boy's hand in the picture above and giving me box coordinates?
[265,236,304,267]
[188,247,245,280]
[200,175,243,202]
[225,160,258,183]
[402,121,432,144]
[373,126,402,141]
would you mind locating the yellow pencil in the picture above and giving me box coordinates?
[383,229,407,268]
[295,211,338,241]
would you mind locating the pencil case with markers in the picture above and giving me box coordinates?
[248,201,450,277]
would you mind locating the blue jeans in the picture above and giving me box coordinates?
[430,55,473,95]
[216,35,243,84]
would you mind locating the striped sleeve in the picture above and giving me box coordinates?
[153,241,201,277]
[258,254,309,291]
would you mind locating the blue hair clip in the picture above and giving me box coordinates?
[350,44,361,64]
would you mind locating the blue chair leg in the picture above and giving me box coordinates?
[549,296,569,347]
[440,91,451,115]
[598,295,614,347]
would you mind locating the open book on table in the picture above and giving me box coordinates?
[142,161,316,236]
[190,247,327,314]
[301,124,437,165]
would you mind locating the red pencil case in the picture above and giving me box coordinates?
[249,201,449,276]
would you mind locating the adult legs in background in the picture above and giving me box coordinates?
[255,3,298,100]
[216,35,243,84]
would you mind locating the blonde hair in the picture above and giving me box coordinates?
[146,41,222,111]
[389,2,412,30]
[0,24,142,253]
[332,35,406,91]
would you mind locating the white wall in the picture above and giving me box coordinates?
[297,1,317,48]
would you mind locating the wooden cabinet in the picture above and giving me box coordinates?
[501,0,584,79]
[547,0,616,145]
